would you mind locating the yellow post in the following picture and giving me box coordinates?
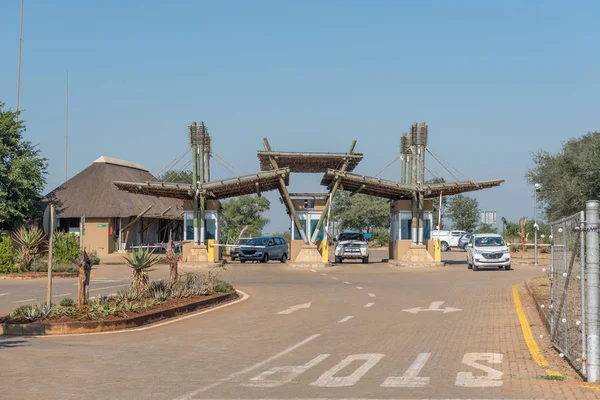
[434,239,441,262]
[321,239,329,263]
[207,239,215,262]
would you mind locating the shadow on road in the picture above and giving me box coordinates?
[0,338,29,350]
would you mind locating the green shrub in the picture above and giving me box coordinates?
[33,263,78,273]
[59,298,75,307]
[371,229,390,247]
[213,279,233,293]
[0,236,18,274]
[52,232,80,264]
[9,303,52,322]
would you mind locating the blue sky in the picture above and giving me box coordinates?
[1,1,598,233]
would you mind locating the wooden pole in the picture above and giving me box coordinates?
[46,204,54,305]
[191,123,199,245]
[15,0,24,126]
[310,140,357,243]
[199,122,206,245]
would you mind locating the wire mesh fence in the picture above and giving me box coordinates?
[550,211,586,376]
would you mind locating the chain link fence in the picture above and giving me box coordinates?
[550,211,586,376]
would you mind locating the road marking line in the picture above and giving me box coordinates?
[338,316,354,323]
[277,303,311,315]
[512,284,562,377]
[311,353,384,387]
[174,333,321,399]
[310,269,316,273]
[52,293,71,298]
[320,273,327,276]
[364,302,374,308]
[89,284,128,292]
[368,293,376,298]
[343,281,351,285]
[331,277,339,280]
[11,298,35,304]
[35,290,249,338]
[0,293,9,297]
[381,352,431,388]
[355,286,363,290]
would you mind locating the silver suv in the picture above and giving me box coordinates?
[239,236,288,264]
[466,233,511,271]
[334,232,369,264]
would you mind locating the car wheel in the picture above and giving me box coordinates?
[280,253,287,263]
[240,259,246,264]
[441,241,449,252]
[473,264,479,271]
[362,256,369,264]
[335,256,342,264]
[261,253,269,263]
[505,265,511,270]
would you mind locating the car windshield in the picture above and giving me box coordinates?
[246,237,269,246]
[474,236,505,247]
[238,238,250,245]
[338,233,364,241]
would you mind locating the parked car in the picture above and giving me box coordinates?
[458,233,472,250]
[431,230,468,251]
[239,236,288,264]
[465,233,511,271]
[230,237,252,261]
[334,232,369,264]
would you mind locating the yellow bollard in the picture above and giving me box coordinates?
[207,239,215,263]
[321,239,329,263]
[434,239,441,262]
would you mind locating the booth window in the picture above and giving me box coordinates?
[401,219,412,240]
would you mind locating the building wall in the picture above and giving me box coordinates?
[82,217,111,255]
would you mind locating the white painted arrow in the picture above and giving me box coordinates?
[403,301,461,314]
[277,302,311,315]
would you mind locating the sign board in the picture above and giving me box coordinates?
[479,211,497,226]
[42,205,57,235]
[97,223,108,228]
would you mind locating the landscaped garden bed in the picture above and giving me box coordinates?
[1,247,236,335]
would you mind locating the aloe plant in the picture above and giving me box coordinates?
[13,226,45,271]
[122,248,160,297]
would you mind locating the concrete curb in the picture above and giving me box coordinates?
[0,291,238,336]
[0,272,78,280]
[524,278,552,334]
[388,260,445,268]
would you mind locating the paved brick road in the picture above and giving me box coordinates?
[1,250,598,399]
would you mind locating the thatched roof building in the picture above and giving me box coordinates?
[45,157,186,254]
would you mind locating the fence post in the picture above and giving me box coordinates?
[586,200,599,382]
[550,225,555,335]
[581,210,587,376]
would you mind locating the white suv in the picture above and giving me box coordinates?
[466,234,511,271]
[334,232,369,264]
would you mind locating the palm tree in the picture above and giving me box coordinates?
[122,248,160,297]
[13,226,45,271]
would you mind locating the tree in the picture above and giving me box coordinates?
[159,169,193,184]
[446,194,479,232]
[0,102,47,231]
[220,195,270,243]
[332,192,390,233]
[473,223,498,234]
[272,231,291,242]
[526,130,600,221]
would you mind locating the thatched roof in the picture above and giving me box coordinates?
[45,157,186,219]
[257,151,363,173]
[320,169,504,199]
[114,168,290,200]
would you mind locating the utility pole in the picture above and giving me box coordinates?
[15,0,24,125]
[410,123,418,244]
[190,122,200,245]
[418,122,427,245]
[400,133,408,184]
[534,183,541,266]
[65,71,69,182]
[198,121,206,245]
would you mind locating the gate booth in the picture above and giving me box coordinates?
[182,200,222,262]
[389,199,435,261]
[289,197,327,262]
